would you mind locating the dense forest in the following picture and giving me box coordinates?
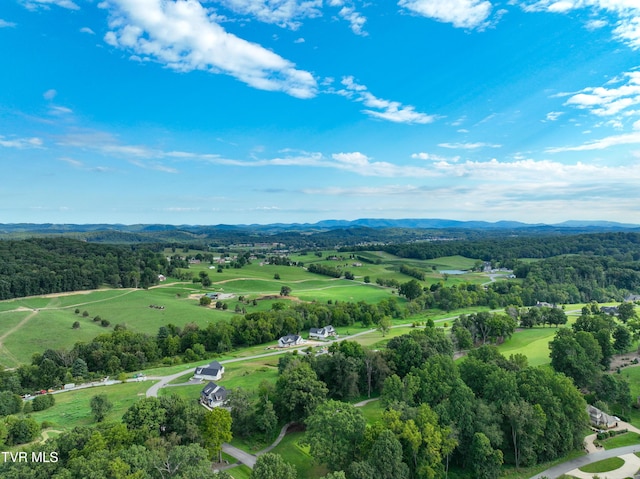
[0,238,171,299]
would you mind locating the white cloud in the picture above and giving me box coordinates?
[399,0,492,30]
[337,76,436,124]
[438,142,501,149]
[546,111,563,121]
[564,70,640,117]
[101,0,317,98]
[585,18,607,30]
[333,2,367,35]
[519,0,640,49]
[547,130,640,152]
[49,105,73,115]
[43,89,57,100]
[332,152,371,167]
[0,136,43,148]
[411,152,460,162]
[294,37,305,43]
[214,0,322,29]
[22,0,79,10]
[0,19,17,28]
[80,27,95,34]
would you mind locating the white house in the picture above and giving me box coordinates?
[309,325,337,340]
[194,361,224,381]
[200,382,228,408]
[587,405,619,429]
[278,334,303,348]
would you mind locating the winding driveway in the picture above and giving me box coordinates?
[530,445,640,479]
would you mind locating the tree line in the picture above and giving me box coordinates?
[225,326,590,479]
[0,238,172,300]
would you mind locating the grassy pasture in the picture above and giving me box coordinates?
[28,381,151,430]
[269,431,328,479]
[495,327,560,367]
[0,251,490,368]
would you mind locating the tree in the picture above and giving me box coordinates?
[251,453,297,479]
[617,302,636,323]
[201,407,232,462]
[199,295,212,306]
[304,400,366,471]
[613,325,632,352]
[90,394,113,422]
[470,432,503,479]
[31,393,55,411]
[122,397,166,441]
[503,400,546,469]
[549,328,603,389]
[377,316,391,337]
[398,279,423,301]
[366,429,410,479]
[0,391,22,416]
[274,362,327,422]
[5,416,39,445]
[280,285,292,296]
[153,443,213,479]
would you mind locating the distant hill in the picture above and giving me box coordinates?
[1,219,638,245]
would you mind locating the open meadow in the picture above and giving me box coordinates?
[0,253,490,369]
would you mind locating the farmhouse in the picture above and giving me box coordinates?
[309,325,337,340]
[200,382,228,408]
[600,306,619,315]
[278,334,303,348]
[587,404,618,429]
[193,361,224,381]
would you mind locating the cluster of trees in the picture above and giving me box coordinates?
[0,238,172,300]
[231,327,590,479]
[0,298,406,393]
[549,303,636,417]
[378,232,640,263]
[307,263,342,278]
[0,394,235,479]
[399,264,425,281]
[516,255,640,303]
[451,311,518,349]
[399,279,524,311]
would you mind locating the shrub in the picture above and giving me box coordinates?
[31,394,55,412]
[100,319,110,327]
[72,321,80,329]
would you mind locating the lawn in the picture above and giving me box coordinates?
[579,456,624,473]
[28,381,151,430]
[269,431,328,479]
[601,432,640,449]
[496,327,560,367]
[357,399,384,424]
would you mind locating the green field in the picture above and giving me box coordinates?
[28,381,151,429]
[269,431,328,479]
[0,252,501,369]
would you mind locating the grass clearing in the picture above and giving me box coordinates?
[269,431,328,479]
[601,432,640,449]
[28,381,151,430]
[496,327,560,367]
[579,456,625,473]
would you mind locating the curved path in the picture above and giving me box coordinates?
[530,445,640,479]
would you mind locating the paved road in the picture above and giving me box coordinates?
[529,445,640,479]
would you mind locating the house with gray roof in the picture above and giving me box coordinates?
[278,334,303,348]
[194,361,224,381]
[587,404,618,429]
[309,325,336,340]
[200,382,228,409]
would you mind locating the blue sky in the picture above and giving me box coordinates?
[2,0,640,225]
